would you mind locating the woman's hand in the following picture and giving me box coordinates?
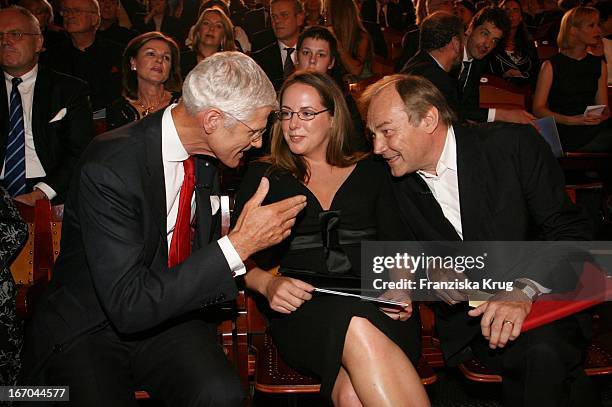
[377,289,413,321]
[568,113,606,126]
[264,276,315,314]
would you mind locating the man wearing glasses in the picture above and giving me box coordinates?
[0,6,93,205]
[44,0,122,111]
[20,52,307,406]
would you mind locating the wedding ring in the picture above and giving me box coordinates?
[503,320,514,325]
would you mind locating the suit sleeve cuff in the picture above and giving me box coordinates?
[487,108,496,122]
[34,182,57,200]
[217,235,246,277]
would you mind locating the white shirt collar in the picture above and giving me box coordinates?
[418,126,457,178]
[161,103,189,163]
[4,64,38,88]
[463,47,473,63]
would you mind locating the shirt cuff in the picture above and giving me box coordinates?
[487,108,496,122]
[34,182,57,200]
[217,235,246,277]
[517,278,552,294]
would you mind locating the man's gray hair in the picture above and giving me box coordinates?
[182,52,277,125]
[2,6,42,34]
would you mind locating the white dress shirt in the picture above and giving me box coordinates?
[417,126,463,239]
[1,64,56,199]
[161,105,245,276]
[278,40,298,68]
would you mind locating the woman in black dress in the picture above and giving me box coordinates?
[234,72,429,406]
[533,6,611,152]
[489,0,539,89]
[106,32,182,130]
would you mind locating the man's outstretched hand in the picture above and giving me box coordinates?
[229,177,307,260]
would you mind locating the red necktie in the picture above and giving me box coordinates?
[168,156,195,268]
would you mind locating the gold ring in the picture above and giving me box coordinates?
[503,320,514,325]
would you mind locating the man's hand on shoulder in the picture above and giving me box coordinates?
[467,288,533,349]
[228,177,307,260]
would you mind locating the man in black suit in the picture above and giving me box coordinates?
[20,52,307,406]
[394,0,454,71]
[363,74,598,406]
[458,6,534,124]
[401,12,464,119]
[252,0,304,90]
[45,0,123,111]
[0,6,93,205]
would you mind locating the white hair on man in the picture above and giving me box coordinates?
[182,51,277,127]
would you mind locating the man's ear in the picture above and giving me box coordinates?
[420,106,440,134]
[296,10,305,27]
[198,108,224,134]
[328,56,335,70]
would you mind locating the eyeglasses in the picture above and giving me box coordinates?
[0,31,41,41]
[60,8,98,16]
[222,111,266,142]
[275,108,329,121]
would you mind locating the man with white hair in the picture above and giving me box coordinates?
[20,52,307,406]
[45,0,122,110]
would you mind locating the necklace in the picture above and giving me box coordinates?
[133,92,168,117]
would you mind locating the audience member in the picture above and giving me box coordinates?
[594,1,612,84]
[139,0,186,46]
[303,0,324,27]
[97,0,138,47]
[45,0,123,111]
[459,6,535,123]
[327,0,373,80]
[395,0,455,71]
[252,0,304,90]
[17,0,64,50]
[234,71,429,407]
[20,51,305,406]
[244,0,274,52]
[455,0,475,29]
[533,6,611,152]
[488,0,539,89]
[363,74,597,407]
[0,185,28,386]
[296,26,367,150]
[197,0,251,53]
[401,12,465,119]
[1,6,94,204]
[106,32,182,130]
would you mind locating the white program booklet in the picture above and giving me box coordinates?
[314,288,410,308]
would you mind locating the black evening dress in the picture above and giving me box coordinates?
[106,92,181,131]
[547,53,611,151]
[233,157,421,401]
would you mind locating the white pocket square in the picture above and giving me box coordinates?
[49,108,67,123]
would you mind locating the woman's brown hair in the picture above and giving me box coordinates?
[263,71,364,183]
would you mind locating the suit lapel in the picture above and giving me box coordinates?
[394,173,460,240]
[0,75,7,161]
[142,113,168,240]
[32,66,52,158]
[455,125,492,240]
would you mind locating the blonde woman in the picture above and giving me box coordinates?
[533,6,611,152]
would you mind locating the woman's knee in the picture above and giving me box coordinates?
[332,374,363,407]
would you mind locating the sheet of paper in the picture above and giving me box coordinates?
[314,288,410,308]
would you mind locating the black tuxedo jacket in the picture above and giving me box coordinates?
[401,51,463,121]
[456,57,489,122]
[0,65,94,202]
[21,110,238,381]
[391,123,592,362]
[395,28,419,72]
[252,42,284,90]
